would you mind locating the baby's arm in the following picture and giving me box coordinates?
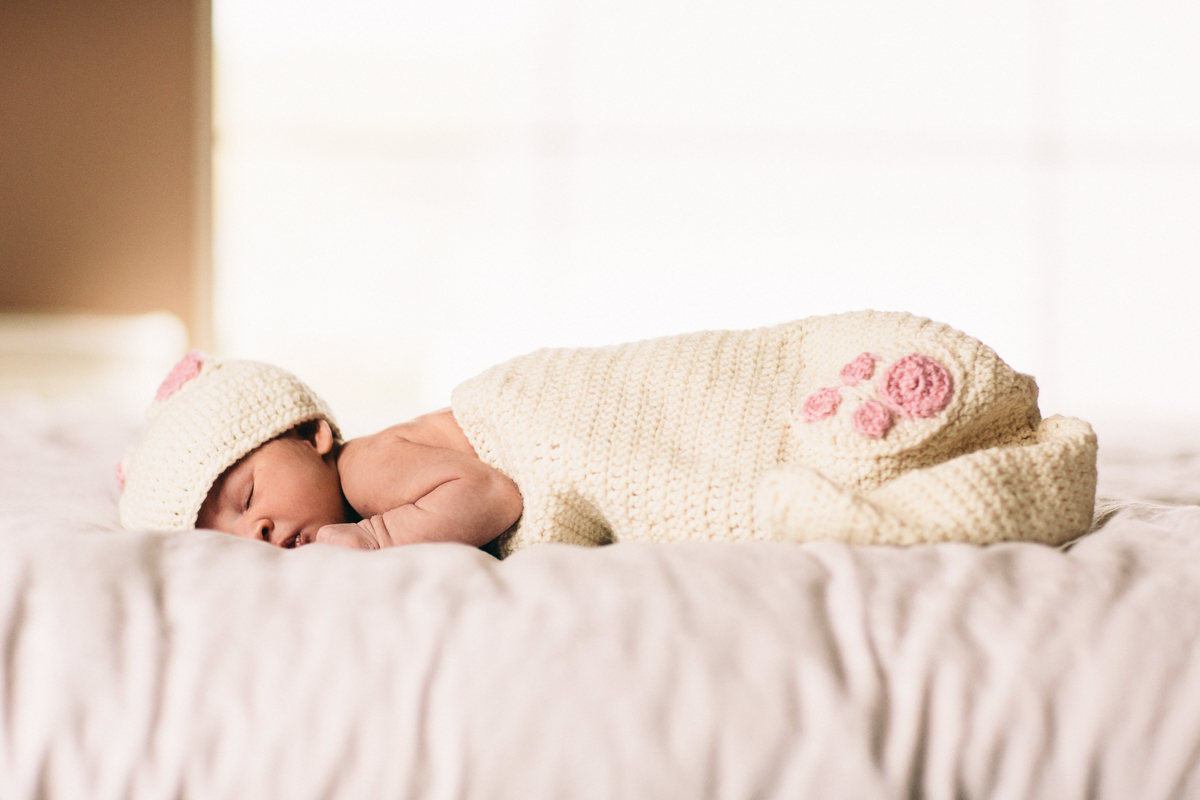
[321,426,522,549]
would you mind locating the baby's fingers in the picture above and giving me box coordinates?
[315,522,380,550]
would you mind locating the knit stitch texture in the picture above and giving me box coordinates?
[450,310,1097,556]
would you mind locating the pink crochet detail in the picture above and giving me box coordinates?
[155,350,205,402]
[839,352,877,386]
[852,399,893,438]
[114,462,126,491]
[801,387,841,421]
[879,354,953,419]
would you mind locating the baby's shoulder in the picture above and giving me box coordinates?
[388,408,476,455]
[343,410,476,471]
[338,413,482,512]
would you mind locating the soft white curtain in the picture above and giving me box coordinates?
[214,0,1200,435]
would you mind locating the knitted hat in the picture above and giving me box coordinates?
[117,351,340,531]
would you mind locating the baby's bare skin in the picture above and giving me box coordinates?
[197,410,523,551]
[324,409,522,549]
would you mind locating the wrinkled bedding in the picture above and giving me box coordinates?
[2,399,1200,799]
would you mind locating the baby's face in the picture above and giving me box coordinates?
[197,421,347,548]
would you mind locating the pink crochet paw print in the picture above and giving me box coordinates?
[839,352,876,386]
[155,350,205,402]
[879,354,953,419]
[852,398,892,438]
[799,351,953,440]
[801,387,841,421]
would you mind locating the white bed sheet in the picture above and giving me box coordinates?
[2,399,1200,799]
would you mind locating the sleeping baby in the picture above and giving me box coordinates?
[118,310,1099,555]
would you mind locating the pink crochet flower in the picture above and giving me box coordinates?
[839,352,877,386]
[155,350,205,402]
[801,387,842,421]
[852,399,893,438]
[879,354,953,419]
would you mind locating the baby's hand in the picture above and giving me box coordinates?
[315,519,391,550]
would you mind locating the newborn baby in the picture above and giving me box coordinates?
[117,348,521,550]
[118,311,1099,554]
[198,410,521,551]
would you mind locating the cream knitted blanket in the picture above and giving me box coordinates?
[451,311,1097,557]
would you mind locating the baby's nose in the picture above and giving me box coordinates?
[252,518,274,544]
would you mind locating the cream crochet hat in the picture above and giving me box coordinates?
[117,351,340,531]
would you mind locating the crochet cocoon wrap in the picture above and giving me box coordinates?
[450,311,1097,557]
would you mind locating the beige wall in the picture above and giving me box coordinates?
[0,0,211,346]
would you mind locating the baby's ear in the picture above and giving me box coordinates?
[300,418,337,456]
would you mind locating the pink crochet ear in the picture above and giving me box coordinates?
[801,387,841,421]
[879,354,953,419]
[839,353,876,386]
[155,350,205,402]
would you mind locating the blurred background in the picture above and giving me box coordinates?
[2,0,1198,437]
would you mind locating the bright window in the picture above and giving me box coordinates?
[214,0,1200,435]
